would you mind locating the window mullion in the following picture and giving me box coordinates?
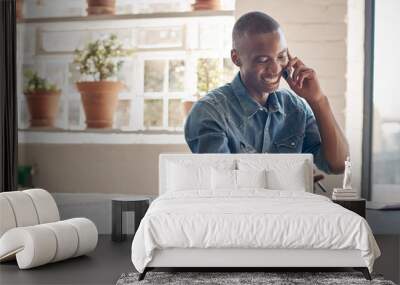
[163,60,169,129]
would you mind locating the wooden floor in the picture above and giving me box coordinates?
[1,234,397,284]
[0,235,133,285]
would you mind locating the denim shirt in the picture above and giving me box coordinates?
[184,72,331,174]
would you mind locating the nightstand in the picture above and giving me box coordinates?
[332,198,366,218]
[112,197,151,242]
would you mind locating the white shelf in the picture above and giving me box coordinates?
[18,130,186,144]
[19,10,234,24]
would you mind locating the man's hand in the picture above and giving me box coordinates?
[283,51,349,174]
[284,50,324,106]
[313,173,325,183]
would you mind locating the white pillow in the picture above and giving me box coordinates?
[236,169,268,189]
[266,166,306,191]
[211,168,236,190]
[211,168,268,190]
[237,159,308,191]
[167,162,211,191]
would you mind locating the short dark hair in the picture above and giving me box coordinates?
[232,11,280,49]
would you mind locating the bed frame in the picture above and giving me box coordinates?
[138,154,371,281]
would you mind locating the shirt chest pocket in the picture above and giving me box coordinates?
[239,141,257,153]
[274,134,304,153]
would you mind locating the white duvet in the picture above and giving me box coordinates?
[131,189,380,273]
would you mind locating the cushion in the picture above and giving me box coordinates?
[0,196,16,237]
[238,159,307,191]
[1,192,39,227]
[236,169,268,188]
[65,218,98,257]
[211,168,236,190]
[266,167,306,191]
[0,189,60,237]
[42,221,79,262]
[211,169,268,190]
[24,189,60,224]
[167,162,211,191]
[0,225,57,269]
[0,218,97,269]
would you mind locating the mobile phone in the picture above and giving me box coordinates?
[282,67,291,80]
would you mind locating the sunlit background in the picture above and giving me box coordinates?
[371,0,400,200]
[17,0,237,131]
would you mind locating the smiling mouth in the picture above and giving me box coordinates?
[263,78,280,85]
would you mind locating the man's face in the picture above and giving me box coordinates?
[231,29,289,95]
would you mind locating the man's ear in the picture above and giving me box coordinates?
[231,49,241,67]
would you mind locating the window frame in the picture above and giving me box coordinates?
[361,0,375,200]
[17,13,235,134]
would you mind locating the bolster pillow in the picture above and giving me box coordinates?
[0,218,98,269]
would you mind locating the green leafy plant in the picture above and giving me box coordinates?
[24,69,59,93]
[197,58,221,94]
[73,34,132,81]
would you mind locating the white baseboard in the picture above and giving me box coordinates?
[51,193,155,234]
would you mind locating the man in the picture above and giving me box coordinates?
[184,11,349,174]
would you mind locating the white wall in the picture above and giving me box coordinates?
[346,0,365,196]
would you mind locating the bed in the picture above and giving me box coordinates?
[131,154,380,281]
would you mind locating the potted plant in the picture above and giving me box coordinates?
[192,0,221,10]
[181,58,220,117]
[23,70,61,128]
[74,34,130,129]
[86,0,116,15]
[16,0,23,20]
[181,93,200,118]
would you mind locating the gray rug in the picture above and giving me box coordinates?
[116,271,396,285]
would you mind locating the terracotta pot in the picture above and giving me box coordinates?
[24,91,61,128]
[16,0,23,21]
[192,0,221,10]
[76,81,123,129]
[86,0,116,15]
[181,100,197,118]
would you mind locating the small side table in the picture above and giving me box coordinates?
[332,198,366,218]
[112,197,150,242]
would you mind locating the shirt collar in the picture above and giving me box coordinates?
[231,72,283,118]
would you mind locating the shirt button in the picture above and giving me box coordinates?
[291,142,295,146]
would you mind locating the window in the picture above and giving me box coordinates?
[17,5,236,133]
[363,0,400,201]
